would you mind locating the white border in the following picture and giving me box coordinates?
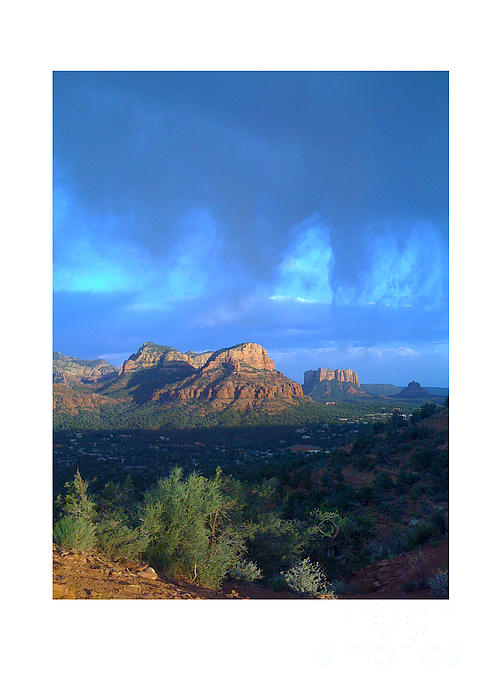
[3,0,499,695]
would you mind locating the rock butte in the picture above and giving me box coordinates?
[54,342,307,416]
[303,368,360,387]
[396,381,430,398]
[302,367,370,401]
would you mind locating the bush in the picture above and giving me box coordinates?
[55,470,96,521]
[53,516,96,551]
[428,568,449,598]
[228,559,263,583]
[404,519,438,550]
[329,580,348,596]
[95,517,147,561]
[282,557,328,596]
[245,514,303,574]
[140,466,240,589]
[269,573,288,592]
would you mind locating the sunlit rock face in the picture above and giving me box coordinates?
[302,367,369,401]
[151,343,303,412]
[304,368,360,387]
[200,343,276,373]
[118,342,202,375]
[90,341,307,414]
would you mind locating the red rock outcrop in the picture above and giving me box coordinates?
[303,368,360,387]
[151,342,304,412]
[302,367,369,401]
[118,342,203,375]
[55,341,308,418]
[53,352,118,385]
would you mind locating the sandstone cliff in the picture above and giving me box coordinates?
[53,352,118,386]
[302,367,369,401]
[150,342,303,412]
[98,341,306,414]
[304,368,360,387]
[118,342,212,375]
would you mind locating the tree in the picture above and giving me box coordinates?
[55,470,96,522]
[140,466,241,588]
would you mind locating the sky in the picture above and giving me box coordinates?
[53,71,449,386]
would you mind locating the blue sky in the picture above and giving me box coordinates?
[53,71,448,385]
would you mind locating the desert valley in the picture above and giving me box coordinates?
[53,341,448,599]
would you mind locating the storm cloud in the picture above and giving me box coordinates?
[53,71,448,385]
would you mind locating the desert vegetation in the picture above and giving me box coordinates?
[53,400,448,597]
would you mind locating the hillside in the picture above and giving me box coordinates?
[53,352,118,385]
[53,545,304,599]
[53,403,448,599]
[361,383,401,396]
[362,383,448,398]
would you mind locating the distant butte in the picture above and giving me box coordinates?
[302,367,370,401]
[396,381,430,398]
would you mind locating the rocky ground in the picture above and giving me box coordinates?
[347,540,449,598]
[52,545,301,600]
[53,539,448,600]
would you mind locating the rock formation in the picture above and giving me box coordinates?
[302,367,369,401]
[118,342,212,375]
[75,341,307,415]
[148,342,303,412]
[304,368,360,387]
[396,381,430,398]
[53,352,118,385]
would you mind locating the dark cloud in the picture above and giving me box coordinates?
[53,72,448,384]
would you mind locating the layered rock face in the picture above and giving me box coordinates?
[53,352,118,386]
[396,381,430,398]
[150,342,303,412]
[98,341,306,414]
[304,368,360,387]
[302,367,368,401]
[201,342,276,373]
[118,342,211,375]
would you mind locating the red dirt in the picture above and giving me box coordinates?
[52,546,301,600]
[346,539,449,599]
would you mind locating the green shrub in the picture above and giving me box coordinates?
[404,517,441,550]
[55,470,96,521]
[282,557,328,596]
[53,516,96,551]
[269,574,288,592]
[140,466,240,589]
[228,558,263,583]
[329,580,348,596]
[245,514,303,574]
[95,517,147,561]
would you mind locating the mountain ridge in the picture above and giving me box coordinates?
[54,342,307,422]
